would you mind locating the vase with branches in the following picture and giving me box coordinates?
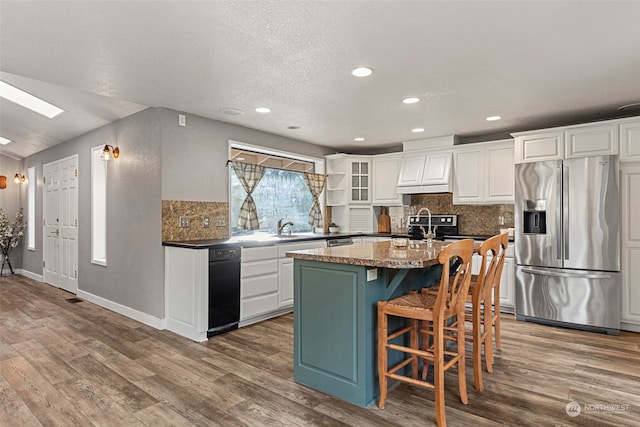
[0,208,26,275]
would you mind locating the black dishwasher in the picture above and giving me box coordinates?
[208,247,241,337]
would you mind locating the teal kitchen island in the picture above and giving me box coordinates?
[286,240,451,407]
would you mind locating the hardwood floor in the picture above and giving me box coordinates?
[1,274,639,426]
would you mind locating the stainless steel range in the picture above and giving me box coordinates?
[408,214,459,240]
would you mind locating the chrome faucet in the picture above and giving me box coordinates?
[416,207,435,241]
[276,218,294,236]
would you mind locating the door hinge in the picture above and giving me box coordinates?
[43,176,46,184]
[74,169,78,177]
[43,261,45,268]
[74,270,78,278]
[75,219,78,227]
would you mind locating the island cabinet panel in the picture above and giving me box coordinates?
[293,259,424,407]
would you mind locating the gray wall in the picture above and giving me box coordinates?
[21,108,164,317]
[160,108,332,201]
[16,106,333,321]
[0,153,24,269]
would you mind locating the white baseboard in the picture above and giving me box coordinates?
[76,289,167,330]
[17,269,43,282]
[621,322,640,333]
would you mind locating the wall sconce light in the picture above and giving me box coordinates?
[101,144,120,161]
[14,173,25,183]
[0,175,6,189]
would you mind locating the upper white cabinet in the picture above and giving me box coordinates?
[397,151,453,194]
[325,154,371,205]
[453,139,514,205]
[565,123,618,158]
[514,131,564,163]
[372,153,405,206]
[620,117,640,162]
[513,118,640,164]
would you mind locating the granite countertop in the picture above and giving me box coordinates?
[162,232,407,249]
[286,240,453,269]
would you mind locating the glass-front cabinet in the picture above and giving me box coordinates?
[326,154,371,205]
[350,159,370,203]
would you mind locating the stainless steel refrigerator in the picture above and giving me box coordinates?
[514,156,620,335]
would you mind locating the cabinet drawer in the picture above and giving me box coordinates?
[241,293,279,320]
[241,273,278,298]
[241,259,278,278]
[278,240,326,257]
[241,246,279,262]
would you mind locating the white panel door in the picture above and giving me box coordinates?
[59,157,78,293]
[421,152,452,185]
[43,155,78,294]
[43,162,60,287]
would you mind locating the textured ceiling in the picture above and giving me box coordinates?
[1,1,640,159]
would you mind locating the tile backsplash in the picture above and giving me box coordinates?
[384,193,514,236]
[411,194,514,236]
[162,200,229,241]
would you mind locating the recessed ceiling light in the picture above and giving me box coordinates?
[486,115,502,121]
[0,136,12,145]
[402,97,420,104]
[351,67,373,77]
[354,137,365,142]
[255,107,271,113]
[0,80,65,119]
[411,128,425,133]
[220,108,244,116]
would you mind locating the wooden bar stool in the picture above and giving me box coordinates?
[487,232,509,351]
[424,232,508,391]
[377,239,474,427]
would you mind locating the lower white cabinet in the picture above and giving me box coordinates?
[164,246,209,342]
[241,240,327,326]
[277,240,327,309]
[240,246,279,325]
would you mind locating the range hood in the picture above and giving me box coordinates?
[397,151,453,194]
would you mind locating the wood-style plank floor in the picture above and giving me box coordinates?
[1,274,639,426]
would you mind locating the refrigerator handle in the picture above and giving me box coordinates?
[563,163,569,261]
[521,267,612,280]
[556,164,563,259]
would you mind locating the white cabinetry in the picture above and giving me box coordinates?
[277,240,326,309]
[164,247,208,342]
[514,119,626,164]
[330,206,374,233]
[620,118,640,162]
[240,246,279,326]
[397,151,453,194]
[514,131,564,163]
[621,163,640,331]
[372,153,405,206]
[326,153,371,205]
[453,140,514,205]
[565,123,618,158]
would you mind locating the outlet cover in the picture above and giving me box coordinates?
[216,216,226,227]
[203,216,210,228]
[179,216,191,228]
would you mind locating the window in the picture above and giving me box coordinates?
[27,167,35,250]
[91,145,107,265]
[229,144,322,236]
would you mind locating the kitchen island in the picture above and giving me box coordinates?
[286,240,452,407]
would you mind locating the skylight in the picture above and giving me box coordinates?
[0,80,64,119]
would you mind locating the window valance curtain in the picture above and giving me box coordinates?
[232,161,266,230]
[303,172,326,228]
